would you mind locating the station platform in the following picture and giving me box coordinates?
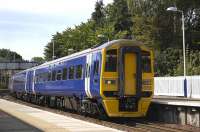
[0,99,121,132]
[149,96,200,127]
[152,96,200,107]
[0,110,42,132]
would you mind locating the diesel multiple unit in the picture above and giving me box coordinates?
[10,39,154,117]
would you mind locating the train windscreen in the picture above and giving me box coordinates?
[105,49,117,72]
[141,51,151,73]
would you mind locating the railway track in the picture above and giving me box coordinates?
[0,92,199,132]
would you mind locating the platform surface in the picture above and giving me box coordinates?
[0,99,122,132]
[0,110,42,132]
[153,96,200,107]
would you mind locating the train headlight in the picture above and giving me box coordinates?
[105,80,116,85]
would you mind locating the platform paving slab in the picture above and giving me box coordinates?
[0,99,122,132]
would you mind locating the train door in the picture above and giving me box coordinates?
[119,47,142,97]
[85,54,92,98]
[124,53,136,95]
[90,52,101,97]
[26,71,34,93]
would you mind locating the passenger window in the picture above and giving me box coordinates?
[48,71,51,81]
[43,74,45,82]
[76,65,83,79]
[105,49,117,72]
[62,68,67,80]
[37,75,39,83]
[35,75,38,83]
[43,72,48,82]
[93,60,99,75]
[56,70,62,80]
[69,66,74,79]
[142,51,151,73]
[39,74,42,83]
[52,70,56,81]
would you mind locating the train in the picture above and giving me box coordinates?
[10,39,154,117]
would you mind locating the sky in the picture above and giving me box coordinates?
[0,0,113,60]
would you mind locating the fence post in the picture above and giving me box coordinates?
[184,78,187,97]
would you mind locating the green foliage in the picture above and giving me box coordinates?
[131,15,158,48]
[187,50,200,75]
[0,49,23,61]
[92,0,105,28]
[31,57,45,64]
[155,48,183,76]
[44,21,98,60]
[43,0,200,76]
[112,0,133,33]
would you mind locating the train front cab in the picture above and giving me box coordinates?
[100,41,154,117]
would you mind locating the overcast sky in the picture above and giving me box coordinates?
[0,0,113,60]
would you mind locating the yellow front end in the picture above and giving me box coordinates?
[100,40,154,117]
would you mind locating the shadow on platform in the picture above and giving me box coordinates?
[0,110,42,132]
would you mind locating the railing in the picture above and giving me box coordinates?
[154,76,200,99]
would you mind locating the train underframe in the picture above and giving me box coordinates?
[12,92,108,119]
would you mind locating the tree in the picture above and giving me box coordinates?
[112,0,133,34]
[31,57,45,64]
[44,32,66,60]
[92,0,105,28]
[155,48,183,76]
[0,49,23,62]
[43,0,200,76]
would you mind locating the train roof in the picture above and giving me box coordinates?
[15,39,149,74]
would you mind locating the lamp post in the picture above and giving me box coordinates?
[166,7,186,77]
[167,7,187,97]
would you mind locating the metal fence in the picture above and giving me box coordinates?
[154,76,200,99]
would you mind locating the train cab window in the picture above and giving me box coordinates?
[93,60,99,75]
[76,65,83,79]
[142,51,151,73]
[105,49,117,72]
[52,70,56,81]
[62,68,67,80]
[69,66,74,79]
[56,70,62,80]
